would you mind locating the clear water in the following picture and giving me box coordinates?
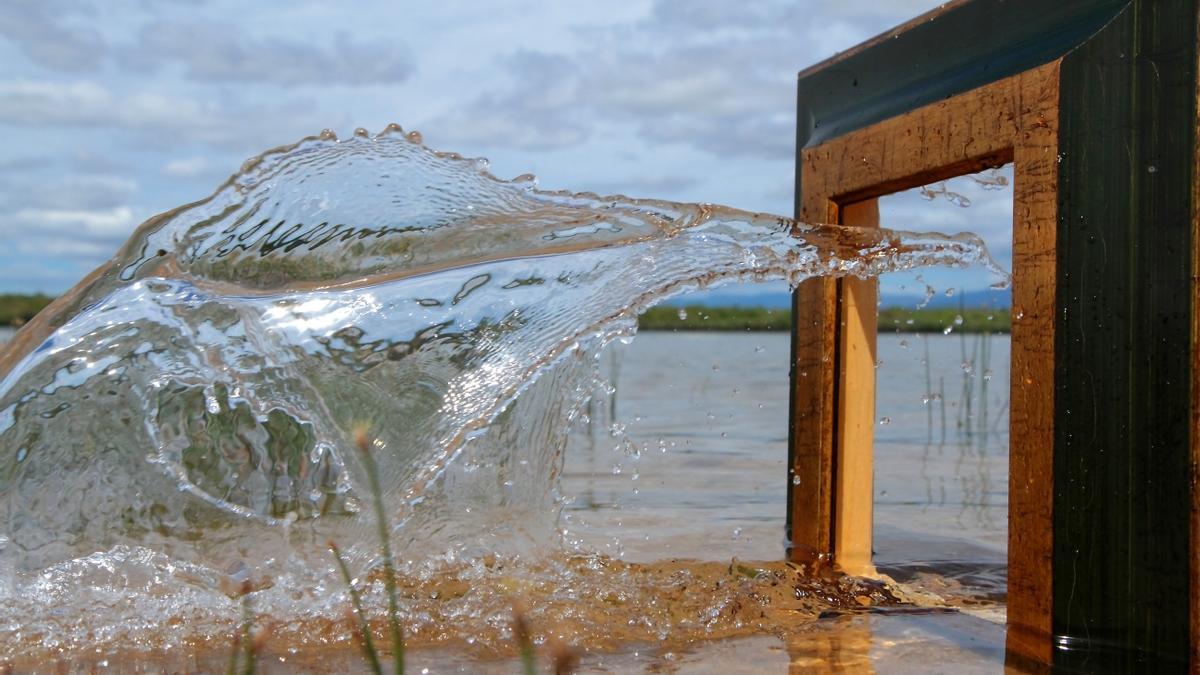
[0,127,1007,664]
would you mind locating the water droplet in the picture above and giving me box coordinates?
[792,475,802,486]
[954,314,964,325]
[917,285,935,309]
[878,417,890,425]
[1148,164,1158,173]
[899,339,909,348]
[677,308,688,320]
[942,325,954,335]
[944,288,956,297]
[16,447,27,462]
[731,527,743,539]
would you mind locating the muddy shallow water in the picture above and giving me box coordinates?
[0,328,1013,672]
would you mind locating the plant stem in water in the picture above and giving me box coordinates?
[356,427,405,675]
[330,540,383,675]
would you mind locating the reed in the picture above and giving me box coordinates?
[354,427,406,675]
[329,540,384,675]
[226,581,258,675]
[513,602,537,675]
[325,426,406,675]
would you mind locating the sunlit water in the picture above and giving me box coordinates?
[0,128,1007,667]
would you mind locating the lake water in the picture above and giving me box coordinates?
[0,326,1009,566]
[0,324,1010,671]
[562,330,1009,565]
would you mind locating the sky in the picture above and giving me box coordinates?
[0,0,1012,306]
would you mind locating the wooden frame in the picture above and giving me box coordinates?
[787,0,1198,668]
[791,60,1060,661]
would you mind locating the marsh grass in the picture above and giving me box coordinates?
[0,293,52,327]
[317,427,574,674]
[226,581,259,675]
[513,602,537,675]
[325,426,405,674]
[329,540,384,674]
[637,305,1010,333]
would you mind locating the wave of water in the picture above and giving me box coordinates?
[0,126,1005,661]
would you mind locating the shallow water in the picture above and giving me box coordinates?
[561,331,1009,566]
[0,129,1008,668]
[0,330,1013,671]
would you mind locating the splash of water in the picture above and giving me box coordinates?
[0,125,1006,660]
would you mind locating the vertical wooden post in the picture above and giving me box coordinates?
[789,211,839,568]
[788,200,879,577]
[833,201,879,577]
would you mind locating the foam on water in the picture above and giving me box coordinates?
[0,126,1006,661]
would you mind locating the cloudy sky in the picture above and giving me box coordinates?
[0,0,1011,304]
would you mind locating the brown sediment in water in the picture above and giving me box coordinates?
[2,555,997,672]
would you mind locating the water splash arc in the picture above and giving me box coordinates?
[0,125,1006,657]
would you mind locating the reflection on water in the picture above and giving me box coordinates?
[875,333,1009,557]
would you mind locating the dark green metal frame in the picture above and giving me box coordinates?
[792,0,1197,668]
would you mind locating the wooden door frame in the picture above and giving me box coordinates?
[789,60,1060,663]
[787,0,1200,668]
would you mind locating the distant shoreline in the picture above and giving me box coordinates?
[637,305,1010,333]
[0,293,53,328]
[0,294,1011,334]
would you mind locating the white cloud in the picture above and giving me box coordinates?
[12,206,136,239]
[162,157,212,178]
[430,0,941,159]
[0,81,218,132]
[121,20,415,85]
[0,80,338,150]
[0,0,107,72]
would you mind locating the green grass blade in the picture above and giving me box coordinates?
[330,540,384,675]
[355,428,405,675]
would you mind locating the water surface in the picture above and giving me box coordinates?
[0,129,1008,667]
